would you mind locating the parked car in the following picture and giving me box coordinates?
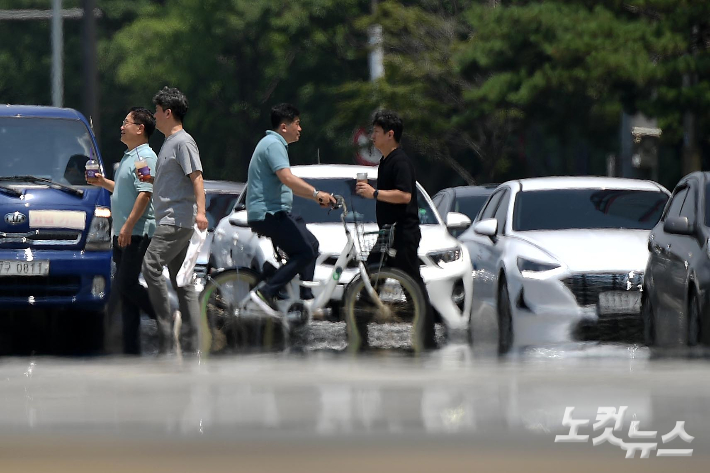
[0,105,112,351]
[432,185,498,237]
[643,171,710,347]
[210,164,473,330]
[197,180,246,288]
[460,176,670,353]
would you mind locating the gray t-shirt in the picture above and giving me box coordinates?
[153,129,203,228]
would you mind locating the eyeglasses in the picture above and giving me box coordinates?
[122,120,141,127]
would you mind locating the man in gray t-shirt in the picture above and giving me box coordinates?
[140,86,207,355]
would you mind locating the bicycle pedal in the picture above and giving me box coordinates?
[300,280,320,288]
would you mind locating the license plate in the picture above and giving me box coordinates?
[598,291,641,315]
[0,260,50,277]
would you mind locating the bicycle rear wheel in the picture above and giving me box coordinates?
[342,267,428,352]
[199,268,287,353]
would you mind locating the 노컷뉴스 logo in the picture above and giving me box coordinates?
[555,406,693,458]
[4,212,26,225]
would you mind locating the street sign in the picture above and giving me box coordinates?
[353,127,381,166]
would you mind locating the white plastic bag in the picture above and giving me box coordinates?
[176,224,208,287]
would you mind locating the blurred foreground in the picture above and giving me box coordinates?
[1,341,709,472]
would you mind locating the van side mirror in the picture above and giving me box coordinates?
[663,216,693,235]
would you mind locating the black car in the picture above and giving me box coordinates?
[643,171,710,347]
[432,185,498,237]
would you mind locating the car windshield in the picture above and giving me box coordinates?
[206,192,241,231]
[292,178,439,225]
[513,189,668,231]
[454,194,490,220]
[0,117,98,186]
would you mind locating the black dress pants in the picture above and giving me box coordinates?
[108,235,155,354]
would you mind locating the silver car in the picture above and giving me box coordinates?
[460,177,670,353]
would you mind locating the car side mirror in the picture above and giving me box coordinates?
[445,212,472,230]
[473,218,497,237]
[663,216,694,235]
[228,209,249,227]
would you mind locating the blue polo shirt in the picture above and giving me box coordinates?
[246,130,292,221]
[111,143,157,237]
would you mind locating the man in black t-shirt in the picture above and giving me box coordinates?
[355,110,435,348]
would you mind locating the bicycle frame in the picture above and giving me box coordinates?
[274,195,389,320]
[209,194,389,324]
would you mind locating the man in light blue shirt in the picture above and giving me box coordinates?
[86,107,157,355]
[247,103,335,315]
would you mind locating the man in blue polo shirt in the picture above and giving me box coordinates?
[87,107,158,354]
[247,103,336,315]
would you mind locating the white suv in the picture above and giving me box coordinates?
[210,164,473,330]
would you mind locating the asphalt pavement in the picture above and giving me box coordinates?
[1,338,709,472]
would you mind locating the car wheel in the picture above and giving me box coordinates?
[688,291,701,347]
[497,277,513,355]
[641,292,656,346]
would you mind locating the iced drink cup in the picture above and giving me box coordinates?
[135,159,150,177]
[85,159,100,178]
[357,172,368,183]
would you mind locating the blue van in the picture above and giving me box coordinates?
[0,105,112,344]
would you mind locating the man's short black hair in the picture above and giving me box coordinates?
[271,103,300,129]
[152,86,189,123]
[372,110,403,143]
[129,107,156,139]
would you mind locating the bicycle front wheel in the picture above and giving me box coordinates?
[199,268,260,353]
[342,267,428,352]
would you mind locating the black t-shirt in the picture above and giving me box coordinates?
[376,148,420,232]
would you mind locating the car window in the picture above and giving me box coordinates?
[679,186,697,225]
[513,189,669,231]
[493,190,510,234]
[289,178,439,225]
[453,194,490,220]
[432,191,447,212]
[479,191,503,220]
[0,117,98,186]
[665,187,688,220]
[205,192,241,231]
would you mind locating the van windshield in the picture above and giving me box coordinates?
[0,117,99,186]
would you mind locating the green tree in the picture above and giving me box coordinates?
[102,0,370,180]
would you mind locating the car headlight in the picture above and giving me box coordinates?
[85,207,112,251]
[517,257,560,278]
[428,247,462,267]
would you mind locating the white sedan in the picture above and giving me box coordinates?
[210,164,474,331]
[459,176,670,353]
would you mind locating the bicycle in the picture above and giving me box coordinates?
[198,194,430,353]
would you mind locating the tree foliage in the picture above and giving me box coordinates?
[1,0,709,191]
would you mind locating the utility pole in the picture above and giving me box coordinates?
[82,0,99,143]
[368,0,383,82]
[0,3,101,120]
[51,0,63,107]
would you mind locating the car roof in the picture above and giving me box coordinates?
[204,180,245,193]
[291,164,379,179]
[0,104,84,120]
[438,185,498,197]
[511,176,668,193]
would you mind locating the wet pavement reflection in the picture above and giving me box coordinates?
[2,319,710,471]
